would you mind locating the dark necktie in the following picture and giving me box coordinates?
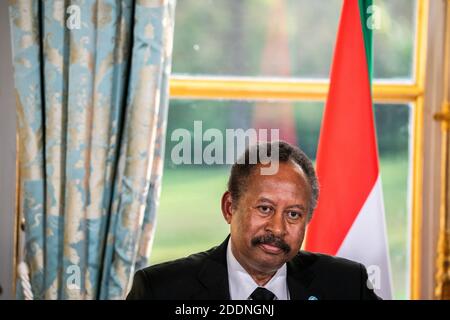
[249,287,276,300]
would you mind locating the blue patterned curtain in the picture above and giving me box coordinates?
[9,0,176,299]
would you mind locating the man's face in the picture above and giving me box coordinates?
[222,161,312,275]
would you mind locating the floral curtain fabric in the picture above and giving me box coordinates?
[9,0,175,299]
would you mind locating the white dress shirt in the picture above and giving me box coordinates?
[226,238,290,300]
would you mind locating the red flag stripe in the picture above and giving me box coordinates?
[305,0,379,255]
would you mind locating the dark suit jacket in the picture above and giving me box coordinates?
[126,236,381,300]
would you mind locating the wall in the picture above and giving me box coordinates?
[0,1,17,300]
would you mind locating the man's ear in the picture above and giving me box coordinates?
[221,191,234,224]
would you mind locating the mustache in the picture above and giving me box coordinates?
[251,233,291,253]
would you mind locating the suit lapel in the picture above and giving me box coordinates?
[287,252,317,300]
[193,237,231,300]
[192,239,319,300]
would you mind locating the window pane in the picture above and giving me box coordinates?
[151,100,411,299]
[375,103,411,300]
[373,0,416,80]
[171,0,416,80]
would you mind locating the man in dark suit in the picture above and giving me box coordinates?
[127,141,380,300]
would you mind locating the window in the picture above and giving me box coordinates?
[151,0,426,300]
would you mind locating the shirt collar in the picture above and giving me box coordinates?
[226,238,289,300]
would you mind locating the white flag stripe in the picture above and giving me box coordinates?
[336,176,393,299]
